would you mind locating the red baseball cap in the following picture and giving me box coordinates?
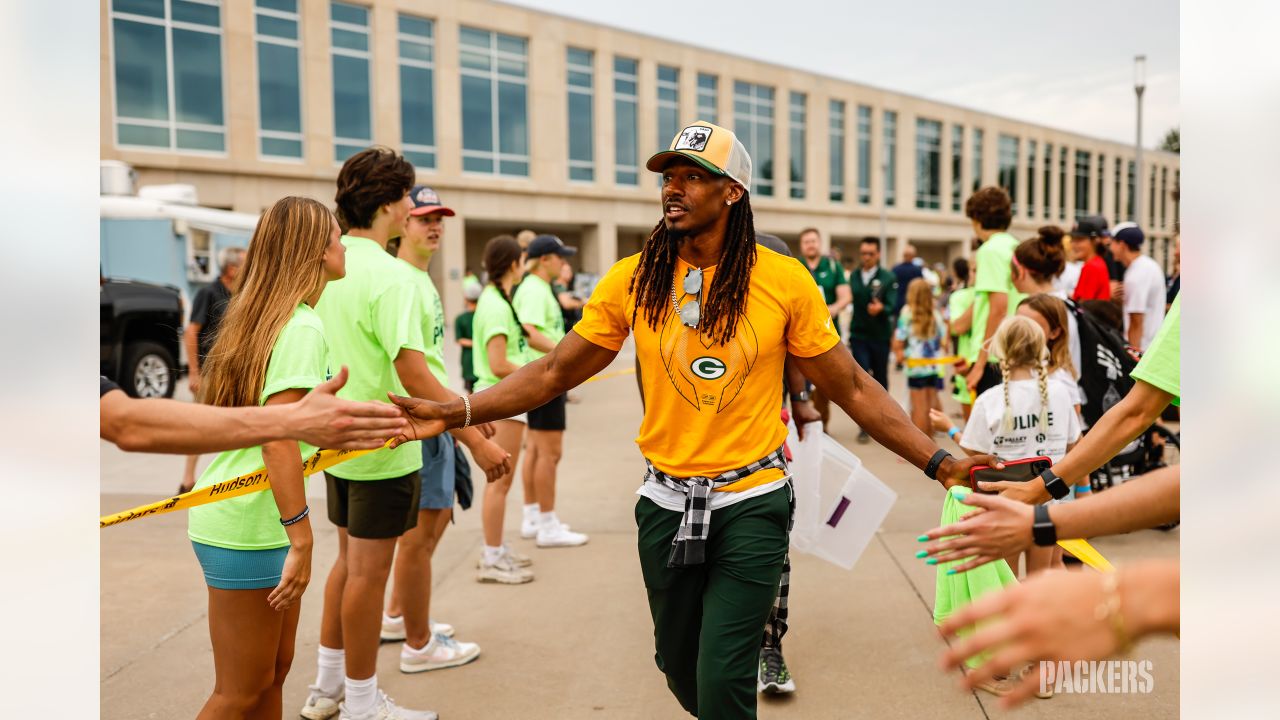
[408,185,455,216]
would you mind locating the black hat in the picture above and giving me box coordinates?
[526,234,578,259]
[1111,222,1145,249]
[1070,215,1109,238]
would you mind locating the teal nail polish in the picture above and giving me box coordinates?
[946,569,957,575]
[926,558,938,566]
[915,550,928,559]
[916,534,929,542]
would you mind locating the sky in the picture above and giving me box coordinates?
[501,0,1179,147]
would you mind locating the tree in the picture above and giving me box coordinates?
[1158,127,1179,154]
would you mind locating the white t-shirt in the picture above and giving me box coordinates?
[1122,255,1166,350]
[1049,367,1085,408]
[961,378,1082,463]
[1057,261,1083,297]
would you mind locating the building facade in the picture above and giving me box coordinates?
[102,0,1181,320]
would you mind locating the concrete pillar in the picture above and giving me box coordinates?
[583,219,618,275]
[439,214,467,328]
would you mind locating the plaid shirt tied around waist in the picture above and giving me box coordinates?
[643,446,789,568]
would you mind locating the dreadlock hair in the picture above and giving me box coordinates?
[989,315,1050,435]
[482,234,529,338]
[627,194,757,346]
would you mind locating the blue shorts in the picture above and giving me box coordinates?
[419,434,457,510]
[192,541,288,590]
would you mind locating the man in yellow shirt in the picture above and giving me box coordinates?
[388,121,995,719]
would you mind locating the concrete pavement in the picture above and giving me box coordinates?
[101,347,1179,719]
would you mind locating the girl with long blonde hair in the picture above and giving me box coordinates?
[188,196,346,719]
[892,278,948,435]
[953,316,1081,576]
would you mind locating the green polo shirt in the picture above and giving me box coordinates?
[402,260,449,387]
[314,236,425,480]
[947,286,976,361]
[805,256,847,307]
[967,232,1023,364]
[512,274,564,360]
[472,284,530,391]
[188,303,328,550]
[1131,293,1180,406]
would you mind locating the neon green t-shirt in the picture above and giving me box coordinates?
[947,286,975,361]
[188,303,328,550]
[472,284,529,391]
[512,274,564,360]
[967,232,1024,364]
[314,236,425,480]
[402,260,449,387]
[1131,293,1180,406]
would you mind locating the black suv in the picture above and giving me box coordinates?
[100,277,184,398]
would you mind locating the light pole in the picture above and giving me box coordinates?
[1133,54,1146,224]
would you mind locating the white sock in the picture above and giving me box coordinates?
[314,646,344,696]
[539,511,559,528]
[523,503,539,518]
[383,612,402,625]
[483,545,504,565]
[344,675,377,715]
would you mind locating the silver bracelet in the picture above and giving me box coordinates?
[460,394,471,428]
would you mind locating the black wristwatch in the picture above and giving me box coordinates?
[789,390,811,404]
[1032,504,1058,546]
[1039,467,1071,500]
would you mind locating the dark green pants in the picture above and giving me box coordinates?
[635,489,790,719]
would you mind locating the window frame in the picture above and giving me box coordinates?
[397,12,437,171]
[566,46,595,183]
[458,26,531,178]
[253,0,304,162]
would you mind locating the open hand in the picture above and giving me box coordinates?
[386,392,449,448]
[978,477,1051,505]
[294,367,408,449]
[267,542,312,612]
[917,491,1033,573]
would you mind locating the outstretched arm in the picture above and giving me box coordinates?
[792,343,999,487]
[391,331,619,442]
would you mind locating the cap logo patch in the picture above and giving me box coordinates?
[415,187,440,205]
[675,126,712,152]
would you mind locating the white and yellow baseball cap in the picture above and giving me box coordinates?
[646,120,753,190]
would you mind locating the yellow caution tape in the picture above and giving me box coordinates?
[1056,538,1116,573]
[100,442,388,529]
[906,355,964,368]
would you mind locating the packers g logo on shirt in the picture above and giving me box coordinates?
[690,356,727,380]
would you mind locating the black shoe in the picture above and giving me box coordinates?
[757,645,795,694]
[856,431,870,444]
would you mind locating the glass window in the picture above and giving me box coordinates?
[971,128,983,194]
[856,105,872,204]
[829,100,845,202]
[1126,160,1136,221]
[1149,166,1157,227]
[951,124,963,212]
[566,48,594,182]
[1043,143,1053,219]
[883,110,897,206]
[330,2,370,162]
[255,0,302,159]
[998,134,1019,216]
[1074,150,1091,216]
[734,81,775,197]
[110,0,226,153]
[1058,146,1067,220]
[789,92,806,199]
[1097,154,1105,218]
[657,65,680,153]
[460,27,529,176]
[613,56,639,185]
[914,118,941,210]
[398,13,436,169]
[1114,156,1123,221]
[1026,140,1037,218]
[1160,167,1168,228]
[697,73,717,125]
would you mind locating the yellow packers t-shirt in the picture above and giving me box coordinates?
[574,246,840,503]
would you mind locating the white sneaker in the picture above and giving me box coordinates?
[400,633,481,673]
[381,615,455,642]
[338,690,437,720]
[474,544,532,569]
[301,684,343,720]
[477,554,534,584]
[520,516,539,539]
[536,522,589,548]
